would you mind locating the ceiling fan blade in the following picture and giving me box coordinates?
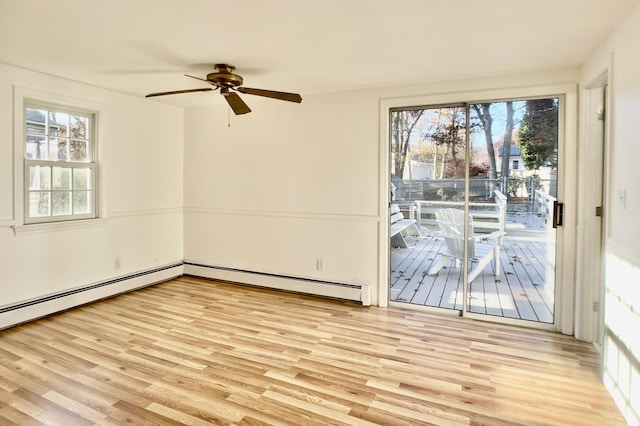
[185,74,212,84]
[237,87,302,103]
[223,91,251,115]
[146,88,213,98]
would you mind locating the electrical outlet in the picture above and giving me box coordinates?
[316,258,324,271]
[114,256,121,270]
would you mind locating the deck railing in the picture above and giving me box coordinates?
[395,189,507,233]
[393,177,557,214]
[533,190,556,229]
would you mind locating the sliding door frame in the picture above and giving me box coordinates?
[378,84,578,334]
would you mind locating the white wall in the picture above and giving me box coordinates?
[581,3,640,424]
[183,92,380,298]
[183,68,579,307]
[0,63,184,312]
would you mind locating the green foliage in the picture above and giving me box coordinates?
[527,174,542,192]
[507,175,524,197]
[518,99,558,170]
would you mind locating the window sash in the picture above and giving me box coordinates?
[23,102,97,224]
[24,160,96,224]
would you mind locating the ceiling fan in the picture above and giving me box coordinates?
[145,64,302,115]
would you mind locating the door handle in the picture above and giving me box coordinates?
[553,201,564,228]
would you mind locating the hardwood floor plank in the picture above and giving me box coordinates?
[0,404,43,426]
[0,276,625,425]
[41,391,109,424]
[145,402,217,426]
[11,387,92,426]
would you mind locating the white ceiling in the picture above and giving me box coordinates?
[1,0,637,108]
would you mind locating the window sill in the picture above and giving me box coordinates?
[12,218,108,236]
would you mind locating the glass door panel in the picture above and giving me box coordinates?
[389,104,469,311]
[466,99,558,323]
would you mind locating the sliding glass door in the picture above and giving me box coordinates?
[389,97,559,326]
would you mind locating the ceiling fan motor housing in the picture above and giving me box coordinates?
[207,64,243,88]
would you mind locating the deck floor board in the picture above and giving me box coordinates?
[391,230,555,323]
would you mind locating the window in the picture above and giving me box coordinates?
[512,159,520,170]
[24,103,97,224]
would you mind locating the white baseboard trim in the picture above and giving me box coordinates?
[184,262,371,306]
[0,263,183,330]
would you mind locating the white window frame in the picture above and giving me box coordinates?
[13,86,104,234]
[24,102,97,224]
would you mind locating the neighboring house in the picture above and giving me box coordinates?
[404,156,435,180]
[497,143,525,173]
[24,108,63,160]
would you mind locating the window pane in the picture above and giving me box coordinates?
[48,138,69,161]
[50,112,69,137]
[73,191,91,214]
[53,138,68,160]
[26,135,47,159]
[52,167,71,190]
[71,115,88,139]
[52,191,71,216]
[29,166,50,190]
[26,108,47,134]
[29,192,50,217]
[73,168,91,190]
[70,140,87,161]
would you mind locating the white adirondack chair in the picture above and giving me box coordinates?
[428,208,505,282]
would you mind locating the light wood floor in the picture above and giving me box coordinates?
[0,276,624,425]
[391,232,555,323]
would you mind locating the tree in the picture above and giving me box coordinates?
[391,110,424,178]
[472,103,498,180]
[424,107,467,178]
[518,99,558,169]
[500,101,514,178]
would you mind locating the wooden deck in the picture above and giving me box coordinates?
[390,229,555,323]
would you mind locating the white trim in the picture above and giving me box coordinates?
[184,263,371,306]
[379,83,578,332]
[108,207,183,218]
[0,263,183,330]
[11,217,108,236]
[11,207,183,235]
[184,206,378,222]
[574,82,608,343]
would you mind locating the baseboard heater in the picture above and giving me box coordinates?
[183,262,371,306]
[0,263,183,330]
